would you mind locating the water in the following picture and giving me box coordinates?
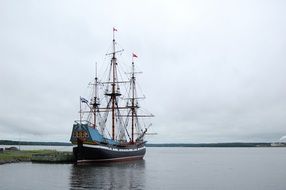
[0,147,286,190]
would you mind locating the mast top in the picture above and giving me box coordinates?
[105,27,124,57]
[112,27,118,53]
[113,27,117,39]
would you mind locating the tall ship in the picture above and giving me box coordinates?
[70,28,153,163]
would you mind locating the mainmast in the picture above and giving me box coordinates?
[103,28,123,140]
[110,28,120,140]
[111,29,116,140]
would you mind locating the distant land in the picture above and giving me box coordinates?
[146,143,271,147]
[0,140,272,147]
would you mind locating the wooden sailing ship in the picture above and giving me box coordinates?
[70,28,153,162]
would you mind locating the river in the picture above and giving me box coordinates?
[0,147,285,190]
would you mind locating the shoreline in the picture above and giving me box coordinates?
[0,150,74,165]
[0,159,30,165]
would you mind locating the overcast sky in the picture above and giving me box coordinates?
[0,0,286,143]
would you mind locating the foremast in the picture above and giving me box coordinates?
[92,63,99,129]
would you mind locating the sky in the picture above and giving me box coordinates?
[0,0,286,143]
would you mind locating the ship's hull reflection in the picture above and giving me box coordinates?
[70,160,146,190]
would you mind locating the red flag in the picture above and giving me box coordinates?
[113,27,118,32]
[132,53,138,58]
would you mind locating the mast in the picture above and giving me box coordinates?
[131,61,135,143]
[111,28,116,140]
[103,28,123,140]
[93,62,98,128]
[79,96,82,123]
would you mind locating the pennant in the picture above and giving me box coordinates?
[132,53,138,58]
[113,27,118,32]
[80,97,88,104]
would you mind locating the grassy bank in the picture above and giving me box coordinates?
[0,150,74,165]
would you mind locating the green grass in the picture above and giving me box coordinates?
[31,151,74,163]
[0,150,57,162]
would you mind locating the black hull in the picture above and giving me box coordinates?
[73,144,146,163]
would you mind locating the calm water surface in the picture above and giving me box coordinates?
[0,147,286,190]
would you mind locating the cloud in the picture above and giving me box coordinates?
[1,0,286,142]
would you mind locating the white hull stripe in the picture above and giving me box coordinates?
[73,144,145,152]
[77,155,144,163]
